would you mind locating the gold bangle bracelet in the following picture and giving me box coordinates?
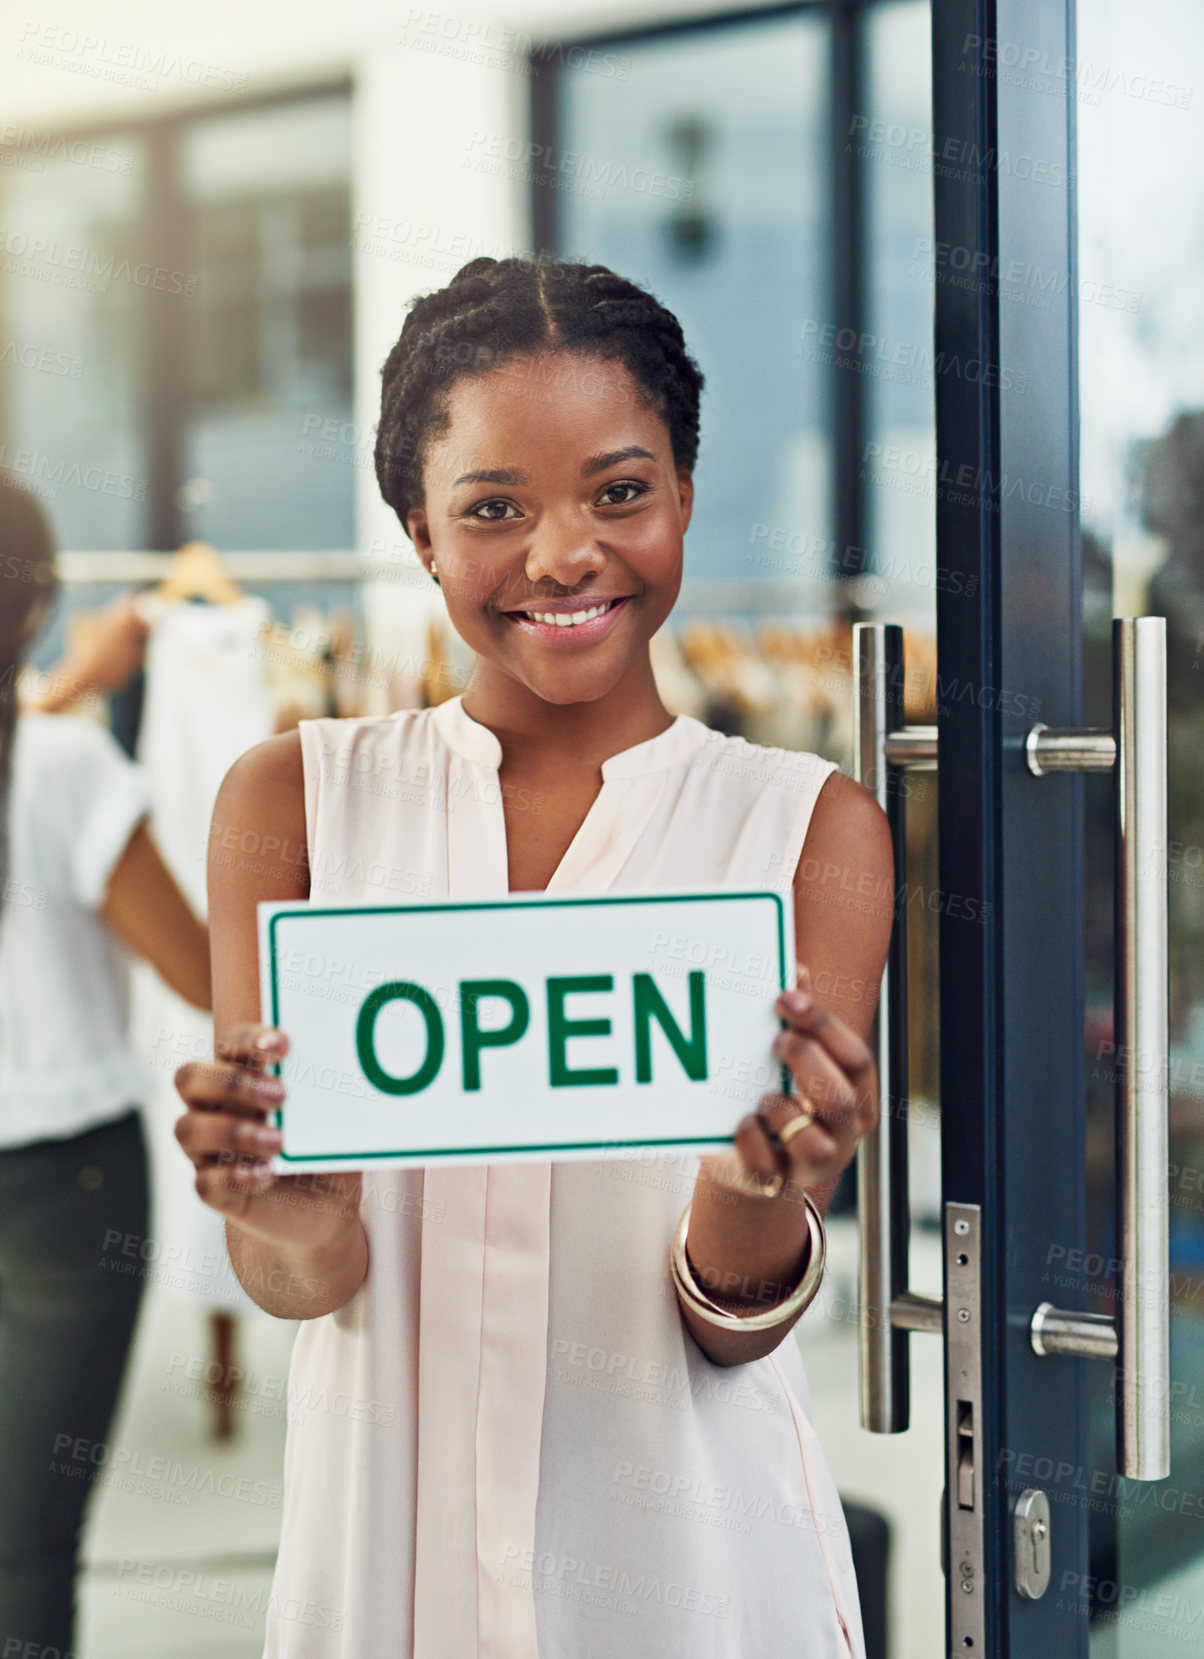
[669,1194,827,1334]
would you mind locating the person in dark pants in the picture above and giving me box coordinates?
[0,470,211,1652]
[0,1114,148,1649]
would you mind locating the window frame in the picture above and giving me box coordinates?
[0,76,353,550]
[529,0,918,587]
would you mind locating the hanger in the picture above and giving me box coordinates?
[154,540,242,606]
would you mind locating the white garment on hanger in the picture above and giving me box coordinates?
[130,597,277,1312]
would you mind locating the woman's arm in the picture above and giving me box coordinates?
[680,770,895,1366]
[101,820,211,1009]
[27,593,148,713]
[778,768,896,1213]
[173,733,368,1320]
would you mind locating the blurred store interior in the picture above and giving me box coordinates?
[3,0,1204,1654]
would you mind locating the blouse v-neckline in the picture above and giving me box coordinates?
[429,693,708,895]
[430,692,700,779]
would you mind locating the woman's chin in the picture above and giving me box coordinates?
[515,654,632,708]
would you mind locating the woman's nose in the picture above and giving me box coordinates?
[523,516,606,588]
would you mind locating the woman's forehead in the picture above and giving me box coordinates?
[427,356,667,473]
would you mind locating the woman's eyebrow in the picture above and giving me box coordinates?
[451,466,530,487]
[451,447,655,488]
[582,445,656,476]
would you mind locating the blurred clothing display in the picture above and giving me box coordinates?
[131,594,277,1316]
[404,599,941,774]
[135,594,276,909]
[0,711,149,1149]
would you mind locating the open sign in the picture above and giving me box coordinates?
[259,890,791,1171]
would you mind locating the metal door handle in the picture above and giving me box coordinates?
[852,618,1169,1478]
[1026,616,1170,1481]
[853,623,941,1433]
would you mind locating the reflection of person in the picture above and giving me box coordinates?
[0,472,211,1653]
[174,258,893,1656]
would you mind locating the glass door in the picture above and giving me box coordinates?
[538,3,1189,1654]
[541,21,948,1650]
[859,3,1177,1653]
[1076,3,1204,1655]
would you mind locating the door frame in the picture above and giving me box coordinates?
[933,3,1092,1653]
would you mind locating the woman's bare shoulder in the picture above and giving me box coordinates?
[218,729,304,807]
[804,767,892,865]
[210,731,309,900]
[786,770,893,1039]
[794,769,894,949]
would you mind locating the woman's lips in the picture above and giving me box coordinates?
[501,595,632,646]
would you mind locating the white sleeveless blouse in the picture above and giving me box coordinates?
[263,695,862,1659]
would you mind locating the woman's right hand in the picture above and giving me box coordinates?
[173,1023,363,1253]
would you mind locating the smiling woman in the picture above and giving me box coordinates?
[375,259,701,719]
[173,254,893,1659]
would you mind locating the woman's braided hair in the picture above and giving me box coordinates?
[374,256,705,529]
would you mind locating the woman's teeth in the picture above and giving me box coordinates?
[523,600,618,628]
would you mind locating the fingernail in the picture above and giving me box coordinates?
[249,1160,274,1181]
[254,1030,286,1052]
[778,990,811,1015]
[253,1127,283,1151]
[251,1076,285,1100]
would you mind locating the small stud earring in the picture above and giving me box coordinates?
[429,559,440,587]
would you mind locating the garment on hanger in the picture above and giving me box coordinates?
[129,594,277,1313]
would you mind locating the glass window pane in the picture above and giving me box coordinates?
[861,0,936,632]
[0,134,147,549]
[1077,2,1204,1647]
[555,15,832,600]
[179,93,354,550]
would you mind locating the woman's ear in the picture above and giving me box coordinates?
[676,470,695,534]
[407,507,432,567]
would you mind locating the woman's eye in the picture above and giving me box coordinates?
[597,480,649,507]
[468,498,521,522]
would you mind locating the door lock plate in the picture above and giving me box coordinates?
[1014,1489,1051,1599]
[946,1203,984,1657]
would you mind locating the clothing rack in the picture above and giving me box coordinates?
[56,551,368,585]
[55,554,916,620]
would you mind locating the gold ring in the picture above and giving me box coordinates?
[747,1170,784,1200]
[777,1108,816,1149]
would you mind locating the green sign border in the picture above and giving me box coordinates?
[266,890,788,1164]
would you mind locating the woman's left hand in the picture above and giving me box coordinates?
[736,978,880,1198]
[687,972,880,1310]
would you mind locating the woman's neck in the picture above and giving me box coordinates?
[460,652,674,777]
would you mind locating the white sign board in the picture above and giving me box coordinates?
[258,890,792,1172]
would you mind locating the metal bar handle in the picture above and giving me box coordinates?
[1115,617,1170,1480]
[1026,616,1169,1481]
[853,623,934,1433]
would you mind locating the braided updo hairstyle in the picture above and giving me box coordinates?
[374,256,705,530]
